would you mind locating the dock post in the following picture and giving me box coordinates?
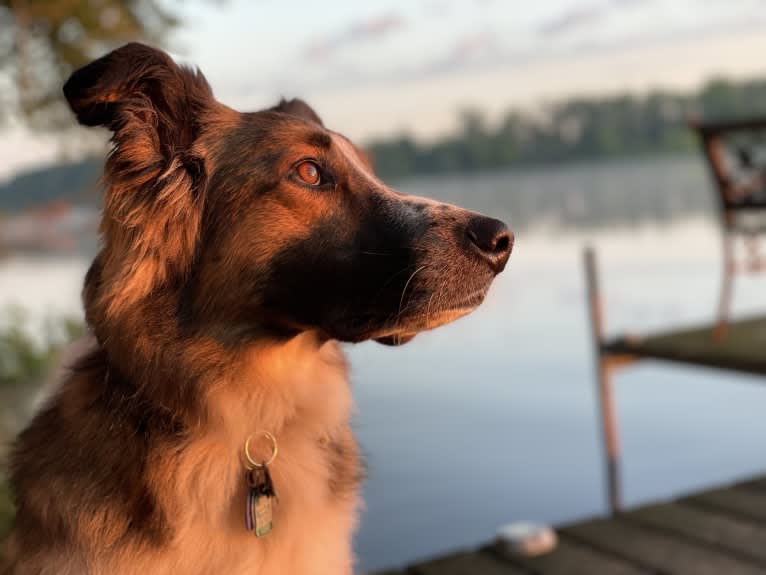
[584,247,622,514]
[715,231,734,340]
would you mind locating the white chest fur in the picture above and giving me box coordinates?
[108,335,360,575]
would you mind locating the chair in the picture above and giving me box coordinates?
[690,117,766,338]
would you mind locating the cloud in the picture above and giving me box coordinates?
[420,0,453,18]
[611,0,650,5]
[538,3,605,37]
[537,0,651,38]
[427,30,502,73]
[303,13,405,62]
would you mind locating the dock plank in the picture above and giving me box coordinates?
[372,473,766,574]
[603,315,766,376]
[410,550,528,575]
[684,485,766,523]
[489,537,650,575]
[561,516,764,575]
[627,501,766,564]
[737,476,766,493]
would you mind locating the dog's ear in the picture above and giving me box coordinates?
[64,42,212,155]
[65,43,214,313]
[270,98,324,126]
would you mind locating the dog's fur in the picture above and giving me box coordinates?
[3,43,512,574]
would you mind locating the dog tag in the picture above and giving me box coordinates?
[245,467,276,537]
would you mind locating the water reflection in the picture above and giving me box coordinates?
[2,155,765,573]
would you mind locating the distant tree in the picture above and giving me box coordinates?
[700,78,740,120]
[0,0,184,130]
[368,76,766,178]
[367,134,419,180]
[457,108,494,168]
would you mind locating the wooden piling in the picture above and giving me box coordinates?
[584,247,622,513]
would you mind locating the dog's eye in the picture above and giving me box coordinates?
[296,161,322,186]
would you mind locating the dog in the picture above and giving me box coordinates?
[3,43,512,574]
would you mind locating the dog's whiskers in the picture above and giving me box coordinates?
[398,265,429,316]
[370,263,421,304]
[425,263,452,328]
[392,264,430,336]
[425,292,436,328]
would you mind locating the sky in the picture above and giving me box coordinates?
[3,0,766,178]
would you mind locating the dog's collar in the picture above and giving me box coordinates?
[243,431,278,537]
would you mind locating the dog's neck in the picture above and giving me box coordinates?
[204,331,352,443]
[95,308,350,440]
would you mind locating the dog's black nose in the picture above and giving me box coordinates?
[466,216,513,273]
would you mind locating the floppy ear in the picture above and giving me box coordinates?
[64,42,212,156]
[64,43,214,313]
[269,98,324,126]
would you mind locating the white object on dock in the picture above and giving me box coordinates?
[495,522,558,557]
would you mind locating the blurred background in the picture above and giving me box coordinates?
[2,1,766,573]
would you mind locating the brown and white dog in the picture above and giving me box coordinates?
[3,43,512,574]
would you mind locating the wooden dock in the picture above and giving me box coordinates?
[376,473,766,574]
[602,314,766,380]
[584,246,766,513]
[374,248,766,574]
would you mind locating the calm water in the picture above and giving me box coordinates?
[2,155,766,573]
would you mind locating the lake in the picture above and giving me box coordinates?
[2,155,766,573]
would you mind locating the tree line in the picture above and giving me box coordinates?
[367,77,766,179]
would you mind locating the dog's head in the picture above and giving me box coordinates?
[65,43,512,348]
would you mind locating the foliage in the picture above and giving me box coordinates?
[0,474,11,542]
[0,309,83,391]
[0,309,84,545]
[0,309,84,455]
[0,0,180,129]
[368,76,766,179]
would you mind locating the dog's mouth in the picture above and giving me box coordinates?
[372,289,488,346]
